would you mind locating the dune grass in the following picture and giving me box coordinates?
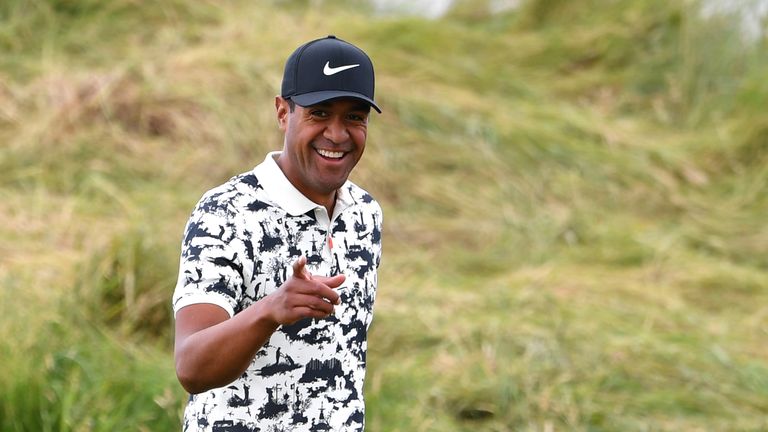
[1,0,767,430]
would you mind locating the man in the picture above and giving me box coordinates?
[172,35,383,431]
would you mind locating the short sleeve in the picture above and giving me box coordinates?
[373,202,383,268]
[172,190,244,318]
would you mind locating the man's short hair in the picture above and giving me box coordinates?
[285,97,372,115]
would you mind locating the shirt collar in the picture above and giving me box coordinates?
[253,151,357,217]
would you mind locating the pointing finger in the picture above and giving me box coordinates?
[291,256,312,280]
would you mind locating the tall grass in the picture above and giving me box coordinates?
[1,0,767,430]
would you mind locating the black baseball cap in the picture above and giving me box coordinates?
[281,35,381,113]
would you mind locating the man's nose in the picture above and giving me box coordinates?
[323,116,350,143]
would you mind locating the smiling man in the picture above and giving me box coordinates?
[172,36,383,431]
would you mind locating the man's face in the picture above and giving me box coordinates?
[275,97,370,203]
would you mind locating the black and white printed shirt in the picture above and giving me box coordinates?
[173,152,382,432]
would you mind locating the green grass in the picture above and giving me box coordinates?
[1,0,767,430]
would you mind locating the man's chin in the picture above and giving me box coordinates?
[315,171,350,189]
[327,179,348,192]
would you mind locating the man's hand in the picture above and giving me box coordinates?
[265,256,345,325]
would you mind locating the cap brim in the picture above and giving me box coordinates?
[291,90,381,113]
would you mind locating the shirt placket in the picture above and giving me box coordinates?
[313,207,334,262]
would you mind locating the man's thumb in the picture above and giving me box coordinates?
[327,273,346,288]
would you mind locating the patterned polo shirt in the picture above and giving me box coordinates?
[173,151,382,431]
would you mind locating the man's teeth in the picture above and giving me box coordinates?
[317,149,344,159]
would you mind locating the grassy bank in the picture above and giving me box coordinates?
[1,0,767,430]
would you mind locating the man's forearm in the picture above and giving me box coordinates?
[174,300,279,394]
[174,258,342,394]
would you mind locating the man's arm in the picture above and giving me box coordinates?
[174,256,344,394]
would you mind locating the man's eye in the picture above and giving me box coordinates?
[311,110,329,118]
[347,114,367,122]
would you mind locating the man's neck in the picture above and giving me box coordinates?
[321,192,336,217]
[273,153,338,217]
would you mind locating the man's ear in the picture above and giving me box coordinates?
[275,96,289,131]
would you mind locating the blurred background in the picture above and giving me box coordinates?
[1,0,767,430]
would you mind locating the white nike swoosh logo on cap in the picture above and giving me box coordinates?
[323,61,360,76]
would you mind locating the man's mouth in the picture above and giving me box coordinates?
[316,148,345,159]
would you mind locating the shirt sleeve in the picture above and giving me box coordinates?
[172,190,244,318]
[374,202,383,269]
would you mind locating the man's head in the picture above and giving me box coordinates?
[275,36,379,206]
